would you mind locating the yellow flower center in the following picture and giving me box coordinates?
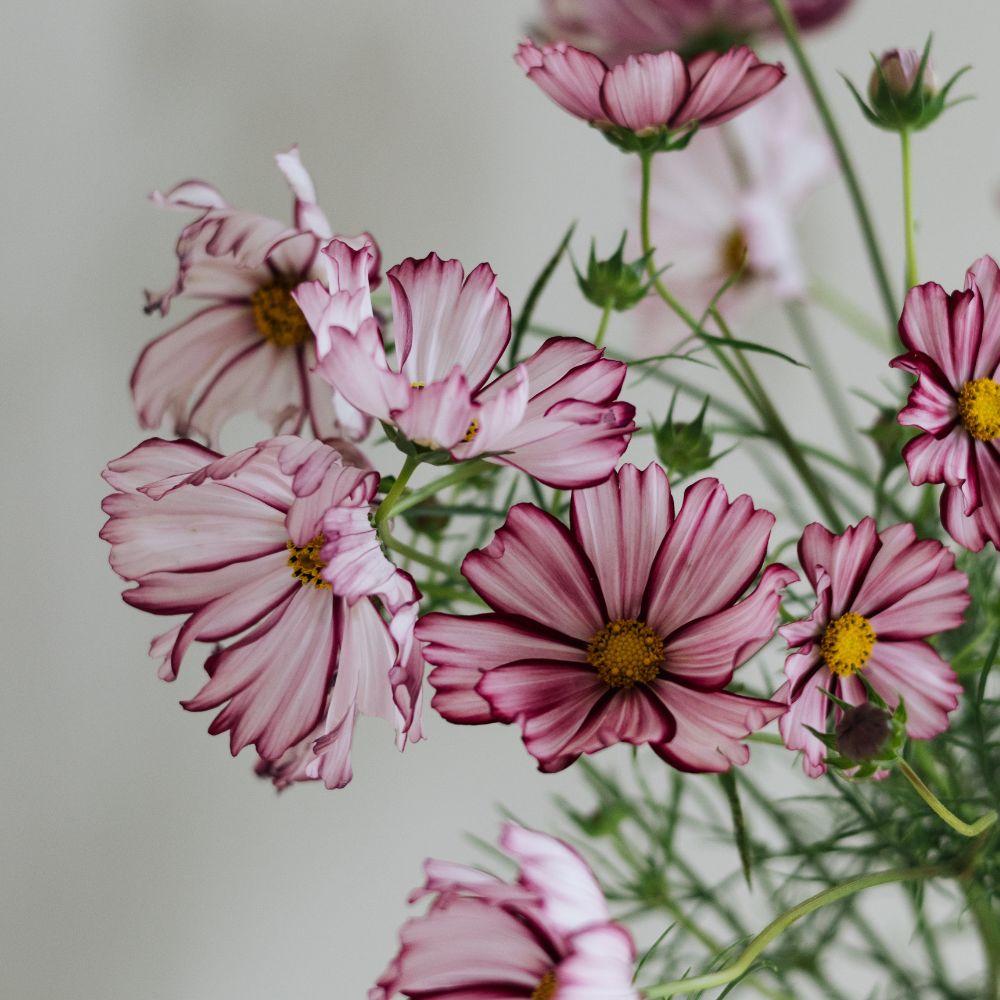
[411,381,426,389]
[587,618,664,688]
[532,971,557,1000]
[250,281,311,348]
[957,378,1000,441]
[719,227,751,280]
[463,419,480,443]
[286,533,330,589]
[820,612,876,677]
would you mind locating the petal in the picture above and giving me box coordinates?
[892,354,958,434]
[650,682,785,772]
[966,255,1000,377]
[101,437,220,494]
[797,519,878,618]
[864,640,961,739]
[643,479,774,638]
[674,47,785,128]
[898,282,982,387]
[775,666,831,778]
[462,504,605,640]
[392,367,477,451]
[274,145,332,238]
[941,482,999,552]
[515,40,609,123]
[420,612,585,725]
[664,563,798,688]
[901,426,974,496]
[600,51,688,131]
[557,924,639,1000]
[570,463,674,621]
[388,255,511,391]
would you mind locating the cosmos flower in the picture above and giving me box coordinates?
[776,519,968,777]
[297,241,636,489]
[371,823,640,1000]
[134,148,378,447]
[516,39,784,140]
[534,0,852,65]
[891,257,1000,551]
[643,75,832,326]
[100,435,421,789]
[419,464,793,772]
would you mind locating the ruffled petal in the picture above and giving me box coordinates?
[674,46,785,128]
[556,924,640,1000]
[775,665,831,778]
[898,282,983,387]
[966,255,1000,377]
[600,51,688,131]
[797,519,878,618]
[515,40,609,123]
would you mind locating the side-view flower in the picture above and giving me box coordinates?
[372,823,640,1000]
[101,435,422,788]
[420,463,795,772]
[135,148,377,446]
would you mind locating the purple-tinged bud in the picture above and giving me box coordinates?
[869,49,939,102]
[835,702,892,761]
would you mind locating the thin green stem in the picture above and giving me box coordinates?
[594,302,612,349]
[766,0,898,329]
[382,533,454,577]
[374,454,421,530]
[901,128,918,290]
[966,882,1000,1000]
[644,861,953,997]
[897,758,998,837]
[382,459,492,520]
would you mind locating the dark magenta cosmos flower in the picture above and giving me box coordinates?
[297,240,636,489]
[890,257,1000,551]
[516,39,784,138]
[418,464,794,773]
[101,436,422,788]
[776,519,968,777]
[535,0,851,64]
[371,823,639,1000]
[135,148,378,447]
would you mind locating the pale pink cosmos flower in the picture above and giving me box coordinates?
[515,39,784,136]
[776,519,968,777]
[419,464,794,773]
[371,823,640,1000]
[643,75,832,328]
[890,257,1000,551]
[296,240,636,489]
[135,148,379,447]
[100,435,422,789]
[536,0,851,65]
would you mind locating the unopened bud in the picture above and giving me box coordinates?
[835,702,892,761]
[653,396,717,478]
[869,49,939,103]
[575,234,654,312]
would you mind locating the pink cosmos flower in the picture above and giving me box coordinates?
[100,435,422,789]
[371,823,639,1000]
[776,519,968,777]
[516,39,784,137]
[643,75,831,330]
[890,257,1000,551]
[535,0,851,65]
[296,240,636,489]
[135,147,379,447]
[418,464,794,773]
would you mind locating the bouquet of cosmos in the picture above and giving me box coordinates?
[100,1,999,996]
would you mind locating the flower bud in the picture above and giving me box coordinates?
[575,234,655,312]
[845,37,968,133]
[653,396,717,478]
[835,702,892,762]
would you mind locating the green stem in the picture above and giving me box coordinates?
[382,458,492,521]
[638,151,842,527]
[374,454,421,530]
[594,302,612,349]
[966,882,1000,1000]
[901,128,918,290]
[382,533,454,577]
[765,0,898,330]
[644,861,953,997]
[897,758,998,837]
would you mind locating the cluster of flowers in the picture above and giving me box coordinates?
[101,2,999,992]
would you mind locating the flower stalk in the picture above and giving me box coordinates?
[901,128,919,289]
[898,757,998,837]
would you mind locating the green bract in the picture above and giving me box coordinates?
[574,233,655,312]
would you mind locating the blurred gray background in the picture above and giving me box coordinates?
[3,1,998,997]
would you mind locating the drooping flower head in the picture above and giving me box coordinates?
[371,823,640,1000]
[535,0,852,64]
[776,519,968,777]
[891,257,1000,551]
[419,464,794,773]
[643,75,832,330]
[100,435,421,789]
[135,148,379,447]
[516,39,784,151]
[296,240,636,489]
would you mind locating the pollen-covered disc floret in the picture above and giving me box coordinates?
[957,378,1000,441]
[251,281,311,348]
[819,611,876,677]
[287,533,330,588]
[532,971,557,1000]
[587,618,664,688]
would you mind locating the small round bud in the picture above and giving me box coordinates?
[869,49,939,103]
[835,702,892,762]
